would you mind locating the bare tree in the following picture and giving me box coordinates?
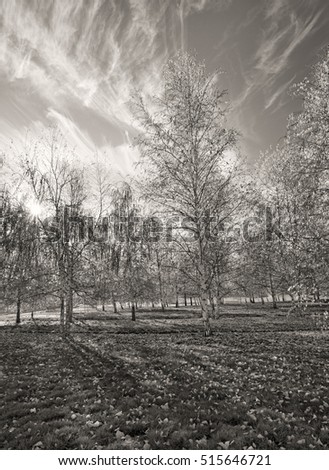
[17,128,87,330]
[133,52,238,335]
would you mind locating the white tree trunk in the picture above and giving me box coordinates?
[199,276,212,336]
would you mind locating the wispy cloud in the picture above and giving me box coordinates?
[0,0,326,170]
[256,11,322,78]
[0,1,180,159]
[264,76,295,111]
[264,0,287,20]
[234,4,323,112]
[0,0,224,173]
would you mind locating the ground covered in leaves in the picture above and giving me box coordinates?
[1,306,328,450]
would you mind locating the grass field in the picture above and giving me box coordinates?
[1,306,328,450]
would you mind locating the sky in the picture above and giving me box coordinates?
[0,0,328,177]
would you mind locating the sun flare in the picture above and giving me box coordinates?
[26,200,43,217]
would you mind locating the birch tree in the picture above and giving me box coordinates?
[134,52,238,335]
[17,128,87,330]
[2,201,49,323]
[256,47,329,303]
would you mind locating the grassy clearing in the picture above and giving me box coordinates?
[1,306,328,450]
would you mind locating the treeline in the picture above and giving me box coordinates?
[1,48,328,334]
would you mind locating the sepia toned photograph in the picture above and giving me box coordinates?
[0,0,328,458]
